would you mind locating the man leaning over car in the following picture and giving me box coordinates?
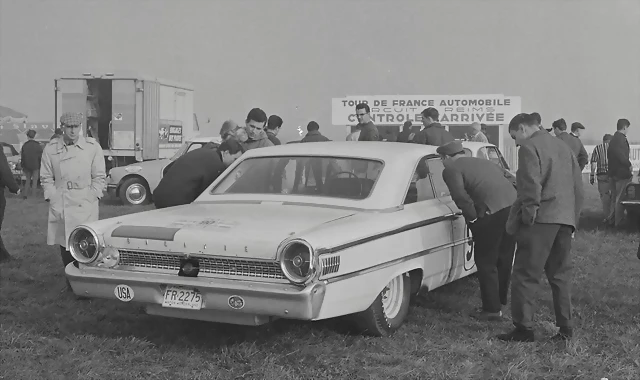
[153,137,245,209]
[437,140,517,322]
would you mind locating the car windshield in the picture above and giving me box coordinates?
[170,141,192,160]
[210,156,384,200]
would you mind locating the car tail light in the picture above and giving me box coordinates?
[279,239,318,285]
[69,226,102,264]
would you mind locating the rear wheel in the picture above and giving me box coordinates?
[119,178,149,206]
[351,272,411,336]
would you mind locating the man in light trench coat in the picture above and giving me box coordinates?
[40,112,106,291]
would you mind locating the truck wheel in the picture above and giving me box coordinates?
[350,272,411,337]
[119,178,149,206]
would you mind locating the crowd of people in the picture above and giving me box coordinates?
[0,103,636,343]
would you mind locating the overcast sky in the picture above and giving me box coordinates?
[1,0,639,142]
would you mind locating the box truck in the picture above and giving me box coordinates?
[54,71,198,171]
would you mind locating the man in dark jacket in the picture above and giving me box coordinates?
[266,115,283,145]
[153,138,245,209]
[418,107,454,146]
[355,103,380,141]
[294,121,332,192]
[607,118,633,227]
[397,121,423,143]
[498,113,583,343]
[0,149,21,262]
[20,129,43,199]
[437,140,517,322]
[553,118,588,170]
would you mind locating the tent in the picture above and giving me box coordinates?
[0,105,27,124]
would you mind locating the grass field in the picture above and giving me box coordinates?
[1,179,639,380]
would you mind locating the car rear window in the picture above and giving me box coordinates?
[211,156,384,200]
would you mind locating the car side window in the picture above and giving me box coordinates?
[426,158,450,198]
[477,147,488,159]
[486,147,504,169]
[403,157,435,204]
[463,148,472,157]
[186,143,205,153]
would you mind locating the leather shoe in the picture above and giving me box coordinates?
[496,328,535,342]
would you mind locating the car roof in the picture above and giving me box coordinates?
[241,140,496,161]
[241,141,441,161]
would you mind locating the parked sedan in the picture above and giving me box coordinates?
[66,141,480,336]
[106,136,222,206]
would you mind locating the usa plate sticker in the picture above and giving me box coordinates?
[114,284,134,302]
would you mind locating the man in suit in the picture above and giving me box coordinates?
[0,148,21,263]
[153,138,245,209]
[437,140,517,321]
[553,118,588,170]
[498,113,583,343]
[418,107,454,146]
[607,118,633,228]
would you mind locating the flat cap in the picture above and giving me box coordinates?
[60,112,83,126]
[436,140,464,156]
[571,122,585,130]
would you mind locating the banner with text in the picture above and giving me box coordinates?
[332,94,522,126]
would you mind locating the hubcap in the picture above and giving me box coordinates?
[380,275,404,319]
[125,184,147,205]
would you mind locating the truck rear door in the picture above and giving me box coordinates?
[111,79,136,150]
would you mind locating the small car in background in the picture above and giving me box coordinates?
[106,136,222,206]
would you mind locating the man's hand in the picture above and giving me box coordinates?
[16,189,21,195]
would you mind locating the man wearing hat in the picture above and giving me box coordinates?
[498,113,583,342]
[20,129,43,199]
[553,119,588,170]
[590,134,613,220]
[40,112,106,292]
[437,140,517,321]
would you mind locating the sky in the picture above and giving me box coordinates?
[1,0,639,143]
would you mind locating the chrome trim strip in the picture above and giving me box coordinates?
[111,226,180,241]
[192,199,404,213]
[322,237,471,284]
[315,212,460,254]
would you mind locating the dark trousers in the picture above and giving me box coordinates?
[511,223,573,330]
[0,193,10,261]
[470,206,516,313]
[60,245,75,289]
[23,168,40,198]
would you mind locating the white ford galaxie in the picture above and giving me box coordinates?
[66,141,480,336]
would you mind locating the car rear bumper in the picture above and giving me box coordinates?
[65,264,326,322]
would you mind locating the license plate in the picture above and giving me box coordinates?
[162,286,203,310]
